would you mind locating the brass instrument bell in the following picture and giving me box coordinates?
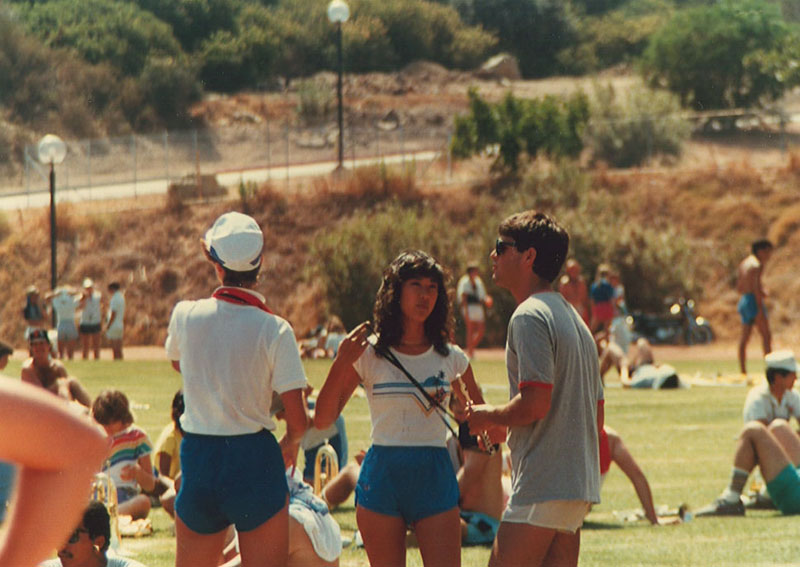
[313,441,339,496]
[91,471,122,551]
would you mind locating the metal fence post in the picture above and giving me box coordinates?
[132,134,138,198]
[86,139,92,199]
[266,119,271,181]
[164,130,169,183]
[400,126,405,168]
[285,122,290,189]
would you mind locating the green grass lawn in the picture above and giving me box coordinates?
[8,352,800,566]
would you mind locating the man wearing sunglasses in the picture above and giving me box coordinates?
[467,211,604,567]
[39,501,145,567]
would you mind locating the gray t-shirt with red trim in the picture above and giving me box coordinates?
[505,291,604,506]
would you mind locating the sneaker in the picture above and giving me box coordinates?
[744,491,776,510]
[695,497,745,517]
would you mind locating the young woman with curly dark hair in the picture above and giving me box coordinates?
[314,249,502,567]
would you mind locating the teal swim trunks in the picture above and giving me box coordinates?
[460,510,500,545]
[738,293,765,325]
[766,464,800,515]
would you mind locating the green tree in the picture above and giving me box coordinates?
[451,0,578,77]
[642,0,792,110]
[14,0,183,77]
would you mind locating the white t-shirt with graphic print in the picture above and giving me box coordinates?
[353,343,468,448]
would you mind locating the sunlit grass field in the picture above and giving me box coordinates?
[8,351,800,566]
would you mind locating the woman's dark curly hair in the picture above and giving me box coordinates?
[373,249,453,356]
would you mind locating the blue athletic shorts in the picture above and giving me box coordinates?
[766,464,800,515]
[738,293,765,325]
[176,429,288,534]
[356,445,458,524]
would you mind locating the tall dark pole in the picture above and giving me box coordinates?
[49,162,57,326]
[336,22,344,171]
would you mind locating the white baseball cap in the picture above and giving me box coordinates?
[765,350,797,373]
[203,212,264,272]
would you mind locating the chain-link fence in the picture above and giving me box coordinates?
[2,120,453,208]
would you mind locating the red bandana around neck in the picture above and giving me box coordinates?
[212,287,273,314]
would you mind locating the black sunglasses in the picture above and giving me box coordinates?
[495,238,518,256]
[68,528,88,544]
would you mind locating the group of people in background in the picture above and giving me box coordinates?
[22,278,125,361]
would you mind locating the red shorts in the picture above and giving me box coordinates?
[592,302,614,324]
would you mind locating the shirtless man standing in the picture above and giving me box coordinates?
[20,328,91,407]
[558,259,589,325]
[736,239,773,375]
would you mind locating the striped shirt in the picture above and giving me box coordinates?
[104,425,152,492]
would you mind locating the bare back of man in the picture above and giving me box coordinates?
[736,247,772,375]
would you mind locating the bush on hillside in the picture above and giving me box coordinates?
[502,161,707,312]
[584,82,690,167]
[451,89,590,172]
[559,8,666,73]
[13,0,183,78]
[310,204,467,331]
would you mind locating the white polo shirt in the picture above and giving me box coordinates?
[743,383,800,424]
[165,288,307,436]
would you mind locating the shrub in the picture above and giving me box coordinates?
[296,78,335,125]
[584,82,690,168]
[451,89,590,171]
[310,202,469,330]
[490,160,707,312]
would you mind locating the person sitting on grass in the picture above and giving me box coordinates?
[743,350,800,426]
[92,389,156,521]
[21,328,92,407]
[696,418,800,517]
[153,389,184,518]
[38,501,146,567]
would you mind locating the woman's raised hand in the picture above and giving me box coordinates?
[334,321,372,366]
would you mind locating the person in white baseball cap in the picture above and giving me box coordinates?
[202,211,264,274]
[166,211,309,567]
[743,350,800,427]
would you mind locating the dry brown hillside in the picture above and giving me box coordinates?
[2,148,800,349]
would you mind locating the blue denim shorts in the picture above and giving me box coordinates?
[176,429,287,533]
[356,445,458,524]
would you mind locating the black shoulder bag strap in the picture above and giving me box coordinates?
[370,340,460,439]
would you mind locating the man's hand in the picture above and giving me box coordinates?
[466,403,495,432]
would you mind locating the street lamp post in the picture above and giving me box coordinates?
[37,134,67,308]
[327,0,349,172]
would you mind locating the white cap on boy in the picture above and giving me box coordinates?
[765,350,798,373]
[203,212,264,272]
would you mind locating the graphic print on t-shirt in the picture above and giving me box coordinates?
[372,370,449,416]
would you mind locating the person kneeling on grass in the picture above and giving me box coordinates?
[696,419,800,517]
[92,390,156,521]
[39,501,146,567]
